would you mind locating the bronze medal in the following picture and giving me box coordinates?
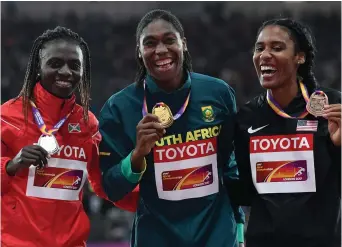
[306,92,329,117]
[152,103,174,128]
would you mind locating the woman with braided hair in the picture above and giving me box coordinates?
[228,18,341,247]
[1,26,108,246]
[99,9,245,247]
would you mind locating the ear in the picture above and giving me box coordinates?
[182,37,188,52]
[137,45,142,58]
[296,52,306,65]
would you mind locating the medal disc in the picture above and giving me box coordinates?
[152,103,174,128]
[306,92,329,117]
[38,135,60,155]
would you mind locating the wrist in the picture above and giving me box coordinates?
[131,149,146,173]
[6,160,18,176]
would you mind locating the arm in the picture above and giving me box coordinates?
[229,119,258,206]
[86,128,110,200]
[1,140,14,195]
[218,84,245,243]
[99,100,146,202]
[224,153,245,245]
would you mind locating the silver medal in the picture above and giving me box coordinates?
[38,135,60,155]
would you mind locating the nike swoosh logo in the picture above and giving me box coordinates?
[247,124,269,134]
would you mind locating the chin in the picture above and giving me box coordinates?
[260,79,279,90]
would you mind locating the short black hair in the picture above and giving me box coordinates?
[134,9,192,86]
[257,18,318,92]
[17,26,91,123]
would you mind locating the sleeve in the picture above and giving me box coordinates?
[86,128,110,200]
[1,141,13,195]
[225,153,245,224]
[114,185,140,212]
[99,99,146,202]
[218,84,245,224]
[1,116,17,196]
[227,118,257,206]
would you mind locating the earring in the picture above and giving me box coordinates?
[138,53,142,58]
[36,73,41,81]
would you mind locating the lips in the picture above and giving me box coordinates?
[55,80,73,88]
[260,64,277,79]
[155,58,174,72]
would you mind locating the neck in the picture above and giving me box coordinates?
[269,79,299,108]
[154,69,185,93]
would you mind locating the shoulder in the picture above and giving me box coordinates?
[72,104,99,134]
[237,92,266,119]
[1,98,25,125]
[191,72,234,92]
[190,72,236,103]
[106,83,140,107]
[1,98,23,115]
[99,83,140,121]
[1,98,25,138]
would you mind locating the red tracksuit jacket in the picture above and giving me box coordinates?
[1,83,107,247]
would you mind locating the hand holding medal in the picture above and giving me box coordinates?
[6,145,49,176]
[131,114,166,172]
[323,103,341,146]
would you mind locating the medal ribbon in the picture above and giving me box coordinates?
[30,101,73,135]
[267,81,310,119]
[142,81,191,121]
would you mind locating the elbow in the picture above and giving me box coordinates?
[101,170,138,202]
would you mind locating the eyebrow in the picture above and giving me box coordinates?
[255,41,286,46]
[142,32,177,42]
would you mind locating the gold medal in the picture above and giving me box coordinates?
[306,91,329,117]
[152,103,174,128]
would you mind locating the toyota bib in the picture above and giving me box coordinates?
[153,137,219,201]
[249,134,316,194]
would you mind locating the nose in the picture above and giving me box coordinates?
[260,49,272,60]
[58,64,72,77]
[155,42,168,54]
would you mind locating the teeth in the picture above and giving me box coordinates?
[261,65,276,71]
[56,81,72,86]
[156,59,172,66]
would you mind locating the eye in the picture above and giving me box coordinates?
[69,62,81,71]
[164,37,176,45]
[273,46,283,52]
[50,60,63,68]
[254,46,263,52]
[143,40,156,47]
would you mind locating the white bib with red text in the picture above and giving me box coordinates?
[153,137,219,201]
[249,134,316,194]
[26,158,88,201]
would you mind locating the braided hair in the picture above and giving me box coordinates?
[135,9,193,86]
[17,26,91,123]
[256,18,318,93]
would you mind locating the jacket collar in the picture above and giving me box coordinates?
[145,71,191,94]
[32,82,75,124]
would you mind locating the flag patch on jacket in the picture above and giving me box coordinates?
[68,123,81,133]
[296,120,318,132]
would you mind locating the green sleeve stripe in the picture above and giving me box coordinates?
[121,151,146,183]
[237,223,244,243]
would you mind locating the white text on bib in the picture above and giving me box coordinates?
[153,137,219,201]
[250,134,316,194]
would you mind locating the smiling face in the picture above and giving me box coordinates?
[39,39,83,98]
[253,25,305,89]
[138,19,187,84]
